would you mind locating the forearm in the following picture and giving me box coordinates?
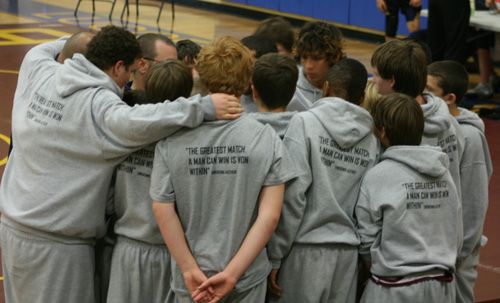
[224,184,284,280]
[152,202,199,273]
[267,178,308,267]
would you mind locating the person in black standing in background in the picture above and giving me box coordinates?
[427,0,470,64]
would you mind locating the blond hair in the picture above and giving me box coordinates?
[196,36,253,96]
[362,79,382,112]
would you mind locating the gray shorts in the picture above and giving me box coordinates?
[107,236,174,303]
[269,244,358,303]
[1,221,95,303]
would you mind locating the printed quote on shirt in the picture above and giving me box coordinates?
[186,145,249,176]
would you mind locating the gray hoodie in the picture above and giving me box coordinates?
[356,145,463,277]
[286,66,323,112]
[421,93,465,199]
[455,107,492,259]
[0,41,214,240]
[268,97,380,267]
[247,111,296,139]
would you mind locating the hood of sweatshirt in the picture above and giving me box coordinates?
[382,145,449,178]
[310,97,373,148]
[247,111,296,138]
[421,93,451,135]
[296,66,323,102]
[54,53,122,98]
[456,107,485,132]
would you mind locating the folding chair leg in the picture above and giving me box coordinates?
[121,0,130,20]
[172,0,175,20]
[74,0,82,16]
[109,0,117,20]
[157,0,165,23]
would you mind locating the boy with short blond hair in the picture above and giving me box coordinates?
[150,37,297,303]
[267,58,379,303]
[356,93,462,303]
[371,40,465,199]
[427,60,493,303]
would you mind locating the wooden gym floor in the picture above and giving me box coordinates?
[0,0,499,302]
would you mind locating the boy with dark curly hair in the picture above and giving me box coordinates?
[287,21,345,112]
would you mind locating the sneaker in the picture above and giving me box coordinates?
[466,82,494,99]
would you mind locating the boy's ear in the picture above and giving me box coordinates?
[322,80,331,97]
[442,93,457,105]
[137,58,150,75]
[374,126,391,148]
[251,84,260,101]
[111,60,125,77]
[389,76,396,89]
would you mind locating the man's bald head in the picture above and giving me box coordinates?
[58,31,96,63]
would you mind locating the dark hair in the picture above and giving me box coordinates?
[403,36,432,64]
[146,60,193,103]
[326,58,367,105]
[371,93,424,146]
[176,39,201,65]
[241,35,278,58]
[427,60,469,102]
[371,40,427,98]
[137,33,175,60]
[252,53,298,110]
[296,21,344,65]
[86,26,141,70]
[254,16,295,53]
[123,60,193,106]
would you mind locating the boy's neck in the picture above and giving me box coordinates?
[448,105,460,117]
[415,94,427,105]
[257,103,286,113]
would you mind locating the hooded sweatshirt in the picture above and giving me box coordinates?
[421,93,465,199]
[286,66,323,112]
[268,97,380,267]
[356,145,463,277]
[247,111,297,139]
[0,41,215,241]
[455,107,492,258]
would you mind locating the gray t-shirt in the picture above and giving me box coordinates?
[150,115,297,294]
[113,144,163,244]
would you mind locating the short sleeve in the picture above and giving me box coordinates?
[149,140,176,203]
[262,129,298,186]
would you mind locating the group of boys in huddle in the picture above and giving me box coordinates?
[0,17,492,303]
